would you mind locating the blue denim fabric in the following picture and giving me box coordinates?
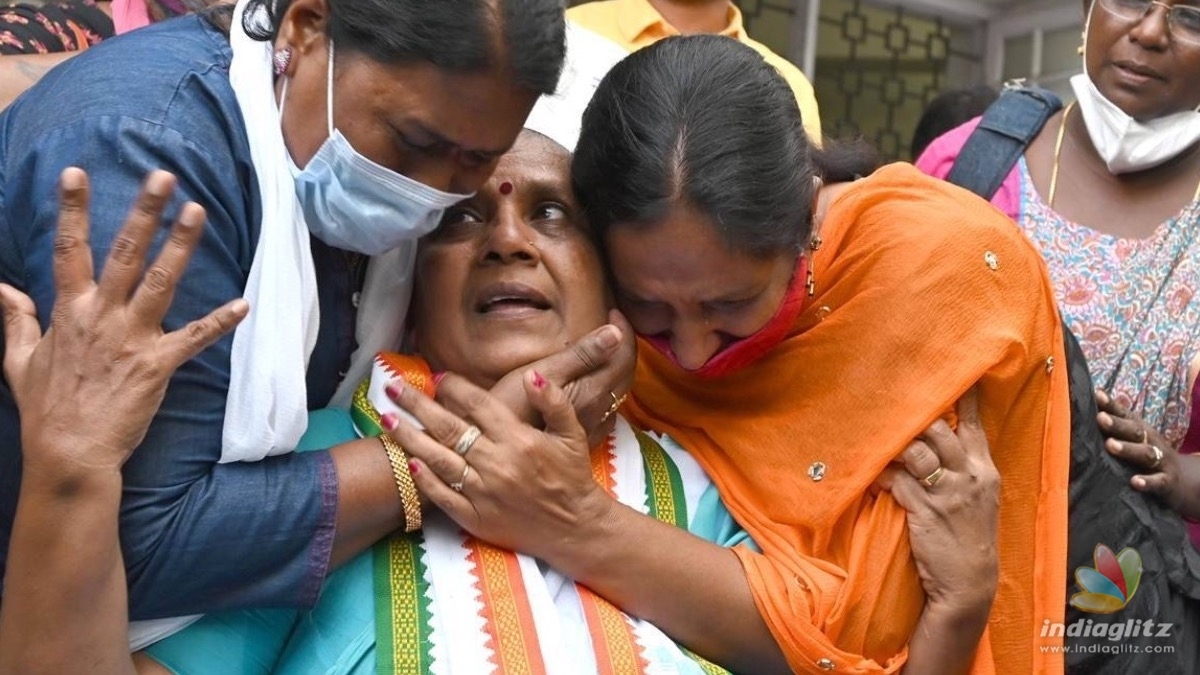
[943,86,1063,200]
[0,16,357,619]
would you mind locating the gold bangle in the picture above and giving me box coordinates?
[379,434,422,533]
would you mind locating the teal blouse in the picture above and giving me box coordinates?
[145,409,755,674]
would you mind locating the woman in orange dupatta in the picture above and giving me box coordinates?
[564,37,1071,674]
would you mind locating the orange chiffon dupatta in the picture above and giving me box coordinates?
[624,164,1070,674]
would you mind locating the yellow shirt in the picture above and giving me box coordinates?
[568,0,822,143]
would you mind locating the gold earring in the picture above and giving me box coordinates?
[809,235,823,251]
[806,265,815,297]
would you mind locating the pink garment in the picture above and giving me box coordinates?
[111,0,150,34]
[913,116,1021,221]
[1183,382,1200,455]
[1186,384,1200,545]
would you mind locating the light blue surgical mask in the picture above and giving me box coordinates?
[281,41,470,255]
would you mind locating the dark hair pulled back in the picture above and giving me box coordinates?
[235,0,566,95]
[573,34,879,258]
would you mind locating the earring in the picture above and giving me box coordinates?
[805,237,820,297]
[273,47,294,76]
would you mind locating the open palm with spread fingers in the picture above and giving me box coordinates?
[0,167,248,474]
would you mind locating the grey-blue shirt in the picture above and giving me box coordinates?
[0,15,359,619]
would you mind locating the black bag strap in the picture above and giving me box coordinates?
[945,85,1063,200]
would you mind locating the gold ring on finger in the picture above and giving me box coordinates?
[600,391,628,424]
[454,425,482,457]
[1142,428,1149,444]
[1150,445,1164,471]
[450,463,470,493]
[920,465,946,488]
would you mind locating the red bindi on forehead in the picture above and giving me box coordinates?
[499,181,514,195]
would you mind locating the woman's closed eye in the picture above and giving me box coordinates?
[396,128,447,157]
[706,296,757,314]
[398,130,494,169]
[460,150,493,169]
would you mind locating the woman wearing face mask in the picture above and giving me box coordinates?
[918,0,1200,532]
[0,0,636,650]
[383,35,1072,675]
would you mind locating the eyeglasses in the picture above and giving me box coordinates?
[1098,0,1200,46]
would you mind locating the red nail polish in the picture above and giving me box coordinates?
[384,380,402,400]
[531,370,547,390]
[408,460,420,475]
[432,371,446,386]
[380,413,398,431]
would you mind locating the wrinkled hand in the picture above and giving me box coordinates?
[0,168,247,477]
[876,388,999,614]
[487,309,636,447]
[385,368,612,560]
[1096,390,1200,520]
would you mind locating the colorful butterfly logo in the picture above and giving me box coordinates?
[1069,544,1142,614]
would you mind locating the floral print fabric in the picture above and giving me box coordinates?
[0,0,112,54]
[1017,158,1200,446]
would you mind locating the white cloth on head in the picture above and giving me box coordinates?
[522,21,627,153]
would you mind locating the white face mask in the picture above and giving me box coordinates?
[1073,3,1200,174]
[281,42,470,255]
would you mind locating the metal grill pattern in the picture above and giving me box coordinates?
[815,0,982,160]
